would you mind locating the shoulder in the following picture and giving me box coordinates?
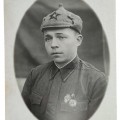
[30,61,53,79]
[22,61,54,93]
[79,59,108,97]
[32,61,53,72]
[79,59,107,81]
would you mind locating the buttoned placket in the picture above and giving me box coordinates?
[44,56,81,120]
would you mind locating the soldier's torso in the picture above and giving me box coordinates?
[27,58,106,120]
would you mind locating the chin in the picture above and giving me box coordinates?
[53,57,66,63]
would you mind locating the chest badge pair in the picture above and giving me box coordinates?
[64,94,77,107]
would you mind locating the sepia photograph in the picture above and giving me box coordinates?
[5,0,116,120]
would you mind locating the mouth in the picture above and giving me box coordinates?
[51,52,63,56]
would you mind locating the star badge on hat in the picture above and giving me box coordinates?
[49,11,61,20]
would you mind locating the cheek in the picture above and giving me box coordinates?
[62,44,76,55]
[68,42,78,52]
[45,43,51,53]
[64,41,77,49]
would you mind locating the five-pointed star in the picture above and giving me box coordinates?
[49,12,61,20]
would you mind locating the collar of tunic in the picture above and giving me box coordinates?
[49,56,81,82]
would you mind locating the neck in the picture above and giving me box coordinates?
[54,55,77,69]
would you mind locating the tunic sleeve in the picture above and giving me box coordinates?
[21,63,50,110]
[87,74,108,119]
[22,69,35,109]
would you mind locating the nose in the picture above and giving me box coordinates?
[51,38,59,49]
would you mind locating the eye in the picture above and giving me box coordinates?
[57,36,66,40]
[44,37,52,42]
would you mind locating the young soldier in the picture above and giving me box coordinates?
[22,4,107,120]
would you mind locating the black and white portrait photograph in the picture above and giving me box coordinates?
[5,0,116,120]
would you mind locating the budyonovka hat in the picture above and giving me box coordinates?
[40,3,83,33]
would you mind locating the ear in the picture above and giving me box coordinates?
[76,34,83,46]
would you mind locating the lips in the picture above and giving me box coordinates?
[51,52,63,55]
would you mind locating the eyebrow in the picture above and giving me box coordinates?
[55,33,68,36]
[44,34,52,37]
[44,32,68,37]
[56,33,64,35]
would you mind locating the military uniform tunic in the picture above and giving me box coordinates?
[22,56,107,120]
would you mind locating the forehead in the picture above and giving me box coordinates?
[43,27,76,36]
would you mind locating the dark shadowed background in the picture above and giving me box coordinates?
[14,0,109,81]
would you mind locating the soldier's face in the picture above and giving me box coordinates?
[44,28,82,64]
